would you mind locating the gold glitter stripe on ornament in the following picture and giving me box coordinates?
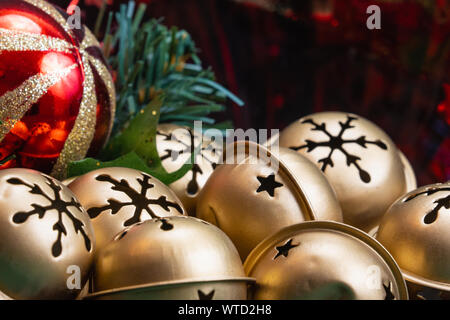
[0,64,78,142]
[79,27,99,51]
[88,55,116,143]
[80,28,116,143]
[23,0,75,37]
[0,28,73,53]
[51,55,97,179]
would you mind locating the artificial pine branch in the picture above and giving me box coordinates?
[96,1,243,136]
[68,1,239,181]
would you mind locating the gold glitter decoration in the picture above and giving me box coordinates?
[51,54,97,179]
[0,28,72,53]
[88,56,116,142]
[51,27,116,179]
[82,28,116,143]
[79,27,100,51]
[0,64,78,141]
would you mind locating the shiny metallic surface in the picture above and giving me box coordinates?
[85,280,248,300]
[0,168,95,299]
[279,111,407,232]
[68,167,186,252]
[88,216,252,300]
[0,291,12,300]
[245,221,408,300]
[398,150,417,192]
[368,225,379,238]
[376,182,450,296]
[61,176,78,186]
[196,141,342,260]
[406,281,450,300]
[367,150,417,238]
[156,124,222,216]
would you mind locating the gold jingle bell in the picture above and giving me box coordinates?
[368,150,417,238]
[376,182,450,299]
[61,176,78,186]
[156,124,222,216]
[279,111,407,232]
[196,141,342,260]
[0,168,95,299]
[68,167,186,251]
[399,150,417,192]
[244,221,408,300]
[86,216,253,300]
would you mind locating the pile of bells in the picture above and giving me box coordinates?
[0,111,449,300]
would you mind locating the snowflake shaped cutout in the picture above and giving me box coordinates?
[8,176,91,258]
[290,115,388,183]
[87,173,184,227]
[158,128,221,195]
[404,186,450,224]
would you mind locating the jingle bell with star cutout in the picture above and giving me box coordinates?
[278,111,408,232]
[0,168,95,299]
[0,0,115,179]
[68,167,186,251]
[244,221,409,300]
[86,216,254,300]
[376,182,450,300]
[196,141,342,260]
[156,124,222,216]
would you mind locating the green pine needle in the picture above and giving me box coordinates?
[98,1,243,136]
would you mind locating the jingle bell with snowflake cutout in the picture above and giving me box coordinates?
[278,111,407,232]
[68,167,186,251]
[196,141,342,260]
[156,124,222,216]
[0,168,95,299]
[85,216,253,300]
[0,0,115,179]
[244,221,408,300]
[376,182,450,300]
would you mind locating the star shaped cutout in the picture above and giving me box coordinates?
[198,289,215,300]
[273,239,299,259]
[383,282,395,300]
[256,174,283,197]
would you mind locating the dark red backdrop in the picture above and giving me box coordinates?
[52,0,450,186]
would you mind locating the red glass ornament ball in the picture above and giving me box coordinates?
[0,0,115,179]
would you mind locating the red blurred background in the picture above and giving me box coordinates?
[52,0,450,186]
